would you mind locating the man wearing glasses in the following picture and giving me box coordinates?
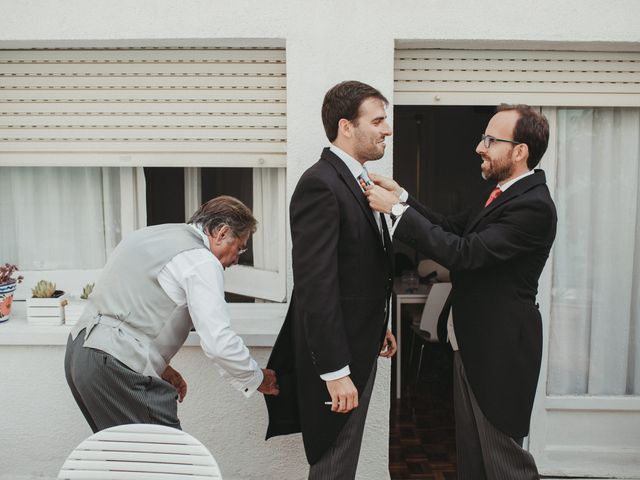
[364,104,557,479]
[65,195,279,433]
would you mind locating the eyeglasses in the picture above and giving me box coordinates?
[234,236,248,255]
[224,226,248,255]
[481,134,521,149]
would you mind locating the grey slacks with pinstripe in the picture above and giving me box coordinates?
[308,360,378,480]
[64,332,181,433]
[453,351,539,480]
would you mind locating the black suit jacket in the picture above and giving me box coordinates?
[265,148,393,464]
[395,170,557,438]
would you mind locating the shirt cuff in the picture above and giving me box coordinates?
[320,366,351,381]
[390,203,410,236]
[399,188,409,202]
[239,368,264,398]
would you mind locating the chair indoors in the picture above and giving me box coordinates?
[405,259,451,389]
[417,258,450,284]
[58,423,223,479]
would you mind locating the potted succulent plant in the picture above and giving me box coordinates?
[0,263,23,323]
[64,282,94,326]
[26,279,67,326]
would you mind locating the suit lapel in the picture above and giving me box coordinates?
[380,212,394,271]
[465,170,548,233]
[320,148,383,244]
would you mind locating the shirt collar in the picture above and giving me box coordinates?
[189,223,210,248]
[329,144,366,180]
[188,223,224,268]
[499,169,534,192]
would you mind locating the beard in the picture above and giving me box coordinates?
[356,144,385,162]
[353,133,386,162]
[481,154,514,182]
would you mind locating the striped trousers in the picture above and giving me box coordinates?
[453,351,539,480]
[308,360,378,480]
[64,331,181,432]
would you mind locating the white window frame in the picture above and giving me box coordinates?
[183,165,287,302]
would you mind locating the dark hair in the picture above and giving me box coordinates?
[188,195,257,238]
[497,104,549,169]
[321,80,388,142]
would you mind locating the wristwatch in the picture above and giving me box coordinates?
[391,202,408,217]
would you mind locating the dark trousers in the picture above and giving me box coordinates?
[64,332,180,432]
[453,351,539,480]
[308,360,378,480]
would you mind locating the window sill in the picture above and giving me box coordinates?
[0,301,287,347]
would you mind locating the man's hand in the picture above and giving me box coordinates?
[161,365,187,402]
[368,172,403,196]
[380,329,397,358]
[326,375,359,413]
[257,368,280,396]
[364,184,400,214]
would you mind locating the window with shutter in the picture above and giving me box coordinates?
[0,46,287,302]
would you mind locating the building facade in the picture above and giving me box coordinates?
[1,1,639,478]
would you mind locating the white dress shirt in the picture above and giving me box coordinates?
[157,224,263,397]
[330,144,387,234]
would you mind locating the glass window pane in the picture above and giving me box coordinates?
[201,167,254,267]
[144,167,185,226]
[1,165,285,303]
[547,107,640,396]
[0,167,123,270]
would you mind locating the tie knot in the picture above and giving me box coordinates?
[484,187,502,207]
[358,168,372,187]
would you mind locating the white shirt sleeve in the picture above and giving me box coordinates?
[160,248,263,398]
[390,188,410,236]
[320,365,351,381]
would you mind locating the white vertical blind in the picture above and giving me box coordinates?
[547,107,640,395]
[0,167,125,271]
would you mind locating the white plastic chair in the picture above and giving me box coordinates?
[58,423,223,479]
[407,282,452,383]
[417,258,450,283]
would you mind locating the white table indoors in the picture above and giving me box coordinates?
[393,280,431,399]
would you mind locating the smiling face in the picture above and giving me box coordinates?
[347,97,392,164]
[476,109,522,183]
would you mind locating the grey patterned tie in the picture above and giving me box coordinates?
[358,167,386,238]
[358,167,373,188]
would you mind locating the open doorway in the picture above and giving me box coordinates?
[389,105,494,479]
[393,105,494,242]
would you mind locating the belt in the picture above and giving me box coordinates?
[85,313,150,347]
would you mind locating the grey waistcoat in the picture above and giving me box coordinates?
[71,223,208,377]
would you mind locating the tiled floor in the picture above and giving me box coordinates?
[387,339,601,480]
[389,340,458,479]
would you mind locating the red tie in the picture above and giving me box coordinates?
[484,187,502,207]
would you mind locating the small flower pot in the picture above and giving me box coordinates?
[0,281,18,323]
[27,290,67,326]
[64,298,88,326]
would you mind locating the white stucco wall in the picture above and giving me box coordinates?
[1,1,639,479]
[0,342,390,480]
